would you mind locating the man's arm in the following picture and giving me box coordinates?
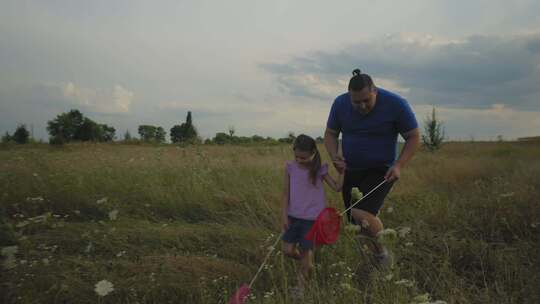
[324,127,346,173]
[385,128,420,181]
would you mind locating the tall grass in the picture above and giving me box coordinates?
[1,142,539,303]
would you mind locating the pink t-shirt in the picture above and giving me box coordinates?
[286,161,328,220]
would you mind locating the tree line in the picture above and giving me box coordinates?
[1,109,314,146]
[2,107,446,151]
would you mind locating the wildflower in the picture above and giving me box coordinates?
[351,187,363,201]
[108,210,118,221]
[1,246,18,270]
[499,192,514,198]
[96,197,108,204]
[412,293,431,303]
[16,221,30,228]
[340,283,353,290]
[384,274,394,281]
[1,246,19,257]
[405,242,414,247]
[398,227,411,238]
[26,197,44,202]
[386,206,394,213]
[95,280,114,297]
[394,279,414,287]
[377,228,397,243]
[33,173,39,177]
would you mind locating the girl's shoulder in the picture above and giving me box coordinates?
[285,160,295,173]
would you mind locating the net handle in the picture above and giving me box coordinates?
[248,232,283,288]
[340,179,387,216]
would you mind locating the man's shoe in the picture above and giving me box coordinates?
[374,248,394,271]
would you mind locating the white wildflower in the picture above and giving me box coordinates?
[26,197,44,202]
[499,192,514,198]
[1,246,18,270]
[16,221,30,228]
[96,197,108,204]
[1,246,19,257]
[351,187,363,202]
[412,293,431,303]
[95,280,114,297]
[394,279,414,287]
[108,210,118,221]
[377,228,398,243]
[340,283,353,290]
[85,242,94,253]
[386,206,394,213]
[398,227,411,238]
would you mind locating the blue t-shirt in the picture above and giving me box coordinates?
[326,88,418,170]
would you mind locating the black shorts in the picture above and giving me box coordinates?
[342,167,394,222]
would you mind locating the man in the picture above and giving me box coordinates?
[324,69,420,269]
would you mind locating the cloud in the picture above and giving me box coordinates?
[61,82,134,114]
[261,32,540,111]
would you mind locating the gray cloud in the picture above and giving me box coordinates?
[261,33,540,110]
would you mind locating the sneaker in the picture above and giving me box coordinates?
[374,248,394,271]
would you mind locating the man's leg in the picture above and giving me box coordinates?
[351,209,385,253]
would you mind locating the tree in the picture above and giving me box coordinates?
[1,131,12,143]
[170,111,198,143]
[422,107,445,152]
[228,126,235,137]
[155,127,166,143]
[47,109,85,141]
[46,109,114,143]
[13,125,30,144]
[100,124,115,142]
[123,130,132,141]
[214,132,231,145]
[138,125,165,143]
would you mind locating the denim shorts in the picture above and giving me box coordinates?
[282,216,315,251]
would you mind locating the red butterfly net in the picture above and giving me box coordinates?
[304,207,341,245]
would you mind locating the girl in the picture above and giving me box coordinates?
[281,134,343,295]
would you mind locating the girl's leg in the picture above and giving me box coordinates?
[298,249,313,288]
[282,242,301,260]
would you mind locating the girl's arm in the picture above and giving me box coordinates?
[323,170,344,192]
[281,167,290,231]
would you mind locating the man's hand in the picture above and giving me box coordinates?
[332,155,347,174]
[384,164,401,182]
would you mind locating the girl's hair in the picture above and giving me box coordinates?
[348,68,375,91]
[293,134,321,185]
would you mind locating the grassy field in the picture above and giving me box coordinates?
[1,141,539,303]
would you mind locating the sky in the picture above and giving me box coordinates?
[1,0,540,141]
